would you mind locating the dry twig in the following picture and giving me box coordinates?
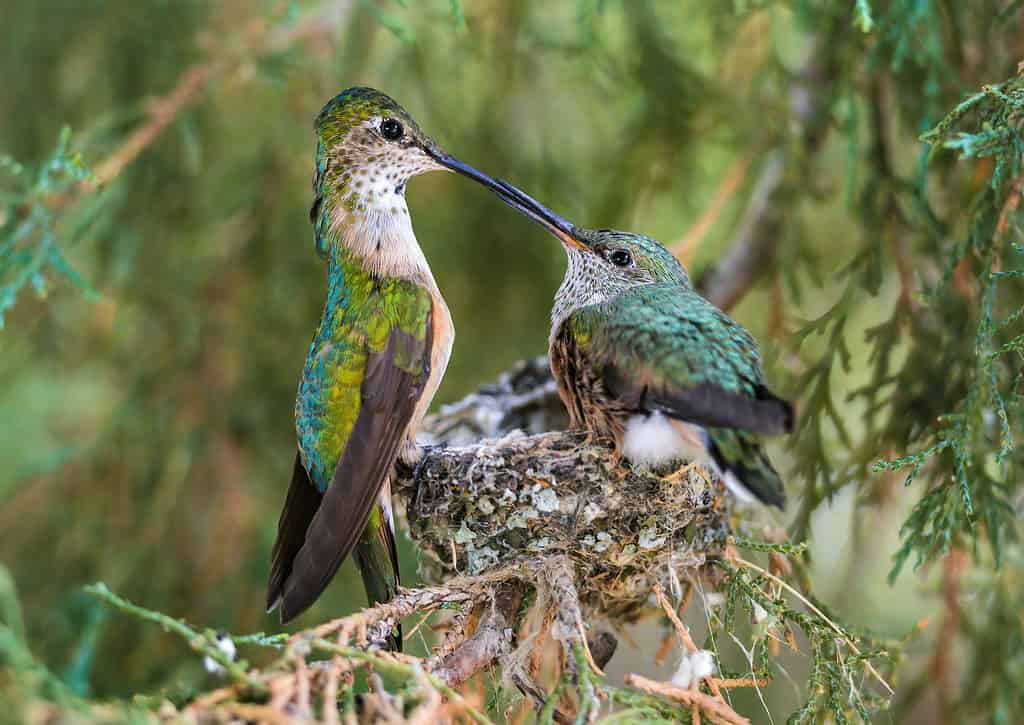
[624,674,750,725]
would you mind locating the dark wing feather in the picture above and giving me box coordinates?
[578,285,793,436]
[278,320,432,623]
[605,373,793,436]
[266,453,323,612]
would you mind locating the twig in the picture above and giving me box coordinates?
[696,153,785,311]
[223,703,294,725]
[322,657,344,725]
[429,602,474,664]
[696,20,845,311]
[84,582,264,692]
[652,582,698,652]
[508,666,572,725]
[624,674,750,725]
[672,152,757,265]
[295,655,312,719]
[88,64,214,189]
[711,677,770,689]
[311,639,495,725]
[406,665,444,725]
[653,582,727,705]
[542,556,604,677]
[930,547,966,721]
[64,1,354,199]
[432,584,524,686]
[302,569,519,645]
[995,156,1024,238]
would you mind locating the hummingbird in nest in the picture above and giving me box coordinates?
[266,87,515,640]
[482,181,793,507]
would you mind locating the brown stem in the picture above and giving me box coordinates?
[432,584,525,687]
[696,153,786,311]
[624,673,751,725]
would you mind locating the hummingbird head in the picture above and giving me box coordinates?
[314,87,445,204]
[566,228,691,287]
[311,87,512,274]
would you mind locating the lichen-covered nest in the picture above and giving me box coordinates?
[395,429,730,621]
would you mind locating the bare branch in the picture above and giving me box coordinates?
[432,584,525,687]
[696,23,845,311]
[696,154,786,311]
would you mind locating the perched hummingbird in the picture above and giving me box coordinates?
[266,87,515,636]
[484,181,793,507]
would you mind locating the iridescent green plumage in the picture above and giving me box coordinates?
[295,250,432,490]
[558,277,790,506]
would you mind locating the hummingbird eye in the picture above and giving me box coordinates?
[380,118,404,141]
[607,248,633,268]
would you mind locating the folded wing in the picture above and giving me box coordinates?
[576,284,793,436]
[274,317,433,624]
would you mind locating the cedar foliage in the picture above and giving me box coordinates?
[2,1,1023,722]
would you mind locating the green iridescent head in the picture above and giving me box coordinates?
[566,228,690,286]
[314,87,444,189]
[311,87,511,256]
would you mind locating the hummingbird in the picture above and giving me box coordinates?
[482,181,793,507]
[266,87,516,637]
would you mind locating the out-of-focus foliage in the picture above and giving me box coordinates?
[2,0,1024,722]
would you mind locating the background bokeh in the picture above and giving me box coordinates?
[3,1,1023,722]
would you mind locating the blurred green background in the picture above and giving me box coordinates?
[3,1,1023,722]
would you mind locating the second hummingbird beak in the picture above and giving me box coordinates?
[426,149,584,250]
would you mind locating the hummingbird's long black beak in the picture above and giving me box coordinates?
[427,149,582,248]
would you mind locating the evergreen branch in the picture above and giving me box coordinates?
[726,555,893,696]
[84,582,267,692]
[0,1,357,327]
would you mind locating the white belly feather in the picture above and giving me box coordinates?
[621,412,757,505]
[622,412,707,466]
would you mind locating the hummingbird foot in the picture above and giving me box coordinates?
[398,439,423,466]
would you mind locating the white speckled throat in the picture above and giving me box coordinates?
[550,248,630,342]
[327,137,445,283]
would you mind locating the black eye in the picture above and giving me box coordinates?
[380,118,404,141]
[608,248,633,267]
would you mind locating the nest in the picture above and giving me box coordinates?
[392,359,731,623]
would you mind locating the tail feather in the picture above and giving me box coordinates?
[267,453,323,613]
[706,429,786,509]
[354,497,403,651]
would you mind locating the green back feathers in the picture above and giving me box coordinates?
[570,283,763,396]
[296,253,432,492]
